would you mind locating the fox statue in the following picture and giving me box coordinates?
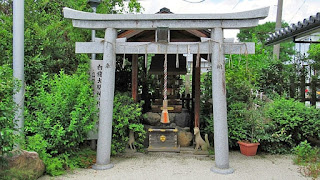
[194,127,210,152]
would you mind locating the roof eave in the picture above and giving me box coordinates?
[265,22,320,46]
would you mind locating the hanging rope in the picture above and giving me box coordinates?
[164,46,168,101]
[176,45,179,68]
[239,45,242,64]
[245,44,249,78]
[145,44,148,69]
[196,43,200,68]
[207,40,211,62]
[161,44,169,124]
[122,46,126,69]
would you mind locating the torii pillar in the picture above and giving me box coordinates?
[210,28,233,174]
[92,28,117,170]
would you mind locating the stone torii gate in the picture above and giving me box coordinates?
[63,7,268,174]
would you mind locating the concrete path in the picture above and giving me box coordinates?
[39,151,310,180]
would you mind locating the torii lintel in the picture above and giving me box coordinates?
[63,7,269,30]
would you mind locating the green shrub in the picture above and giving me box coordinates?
[300,108,320,143]
[25,134,65,176]
[25,66,98,155]
[262,97,320,154]
[44,156,66,176]
[26,134,96,176]
[293,141,320,179]
[0,64,18,167]
[294,141,318,165]
[227,102,249,147]
[112,92,146,155]
[203,101,265,148]
[24,66,98,175]
[26,134,49,160]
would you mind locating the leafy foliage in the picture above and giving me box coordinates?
[24,66,98,175]
[226,101,265,147]
[237,22,295,61]
[0,2,12,66]
[112,92,146,155]
[25,66,98,156]
[25,128,96,176]
[293,141,320,179]
[261,97,320,154]
[0,0,142,84]
[259,61,299,96]
[1,0,143,176]
[0,64,18,167]
[308,43,320,70]
[227,102,248,147]
[25,134,65,176]
[199,22,314,154]
[294,141,319,165]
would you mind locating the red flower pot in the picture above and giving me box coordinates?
[237,141,260,156]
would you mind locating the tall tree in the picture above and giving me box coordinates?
[237,22,295,62]
[0,0,141,84]
[308,43,320,71]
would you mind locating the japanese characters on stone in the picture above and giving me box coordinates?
[90,60,103,109]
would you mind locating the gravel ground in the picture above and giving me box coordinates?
[39,151,310,180]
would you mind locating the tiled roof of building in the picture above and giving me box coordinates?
[265,12,320,45]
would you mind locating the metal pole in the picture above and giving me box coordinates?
[90,5,97,150]
[273,0,283,60]
[92,28,117,170]
[210,28,234,174]
[13,0,25,148]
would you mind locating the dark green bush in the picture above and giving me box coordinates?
[112,92,146,155]
[261,97,320,154]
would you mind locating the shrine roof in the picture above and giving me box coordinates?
[117,7,210,41]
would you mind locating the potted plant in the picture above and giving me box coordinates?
[237,106,264,156]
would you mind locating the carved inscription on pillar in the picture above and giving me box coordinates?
[87,60,103,140]
[90,60,103,109]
